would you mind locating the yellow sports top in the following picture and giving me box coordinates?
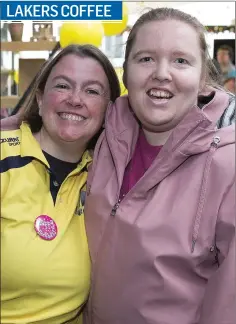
[1,122,92,324]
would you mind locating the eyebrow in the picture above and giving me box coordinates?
[52,75,74,84]
[82,79,105,91]
[132,50,156,59]
[52,75,106,90]
[132,49,197,62]
[171,50,197,61]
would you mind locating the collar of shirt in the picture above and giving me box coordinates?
[20,122,92,173]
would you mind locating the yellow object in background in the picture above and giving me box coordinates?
[59,22,104,48]
[115,67,128,95]
[102,3,128,36]
[11,70,19,84]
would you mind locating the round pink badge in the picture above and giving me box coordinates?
[34,215,57,240]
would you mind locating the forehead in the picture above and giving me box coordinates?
[225,78,235,84]
[217,50,229,55]
[48,54,108,83]
[131,20,200,55]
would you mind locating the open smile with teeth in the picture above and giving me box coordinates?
[147,89,173,99]
[58,112,86,122]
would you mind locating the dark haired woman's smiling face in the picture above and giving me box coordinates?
[37,54,110,144]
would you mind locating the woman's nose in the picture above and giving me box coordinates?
[151,61,172,82]
[67,90,83,107]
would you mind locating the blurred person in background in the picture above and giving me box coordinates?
[216,44,236,82]
[224,69,236,94]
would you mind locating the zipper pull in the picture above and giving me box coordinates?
[110,201,120,217]
[211,136,220,148]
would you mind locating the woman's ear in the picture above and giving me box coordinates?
[36,90,43,116]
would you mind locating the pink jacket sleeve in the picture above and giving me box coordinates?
[0,115,21,131]
[199,181,235,324]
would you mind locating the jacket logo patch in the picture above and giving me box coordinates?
[75,190,86,216]
[0,137,20,146]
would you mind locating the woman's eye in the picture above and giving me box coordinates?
[175,58,188,64]
[139,57,153,63]
[55,83,69,89]
[86,88,101,96]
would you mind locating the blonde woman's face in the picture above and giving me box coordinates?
[126,20,204,137]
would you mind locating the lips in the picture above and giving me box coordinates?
[58,112,86,122]
[147,88,173,99]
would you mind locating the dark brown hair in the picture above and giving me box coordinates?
[21,44,121,140]
[123,7,221,88]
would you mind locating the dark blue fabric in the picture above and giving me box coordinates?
[49,173,60,205]
[0,155,33,173]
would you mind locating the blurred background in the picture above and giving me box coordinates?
[1,1,235,118]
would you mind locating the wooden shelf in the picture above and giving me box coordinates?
[1,96,20,109]
[1,41,58,52]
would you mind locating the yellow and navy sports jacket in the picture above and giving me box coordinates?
[1,116,92,324]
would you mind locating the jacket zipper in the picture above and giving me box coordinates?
[89,202,118,322]
[109,115,210,218]
[109,136,221,250]
[89,136,222,321]
[110,200,121,216]
[210,135,220,148]
[88,117,220,320]
[191,135,220,252]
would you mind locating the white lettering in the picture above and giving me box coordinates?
[87,5,95,17]
[80,5,87,17]
[61,5,70,17]
[70,5,79,18]
[24,5,33,17]
[15,5,24,17]
[104,5,112,17]
[50,4,58,17]
[96,5,103,17]
[33,5,41,17]
[7,5,15,17]
[41,5,49,17]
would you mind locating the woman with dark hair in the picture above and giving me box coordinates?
[1,44,120,324]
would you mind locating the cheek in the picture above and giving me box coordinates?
[89,103,107,121]
[126,65,151,90]
[41,92,65,112]
[176,72,202,95]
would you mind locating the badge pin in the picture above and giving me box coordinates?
[34,215,57,240]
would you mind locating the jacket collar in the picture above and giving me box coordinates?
[106,87,233,155]
[20,122,92,172]
[104,88,234,191]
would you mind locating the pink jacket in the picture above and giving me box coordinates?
[84,89,235,324]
